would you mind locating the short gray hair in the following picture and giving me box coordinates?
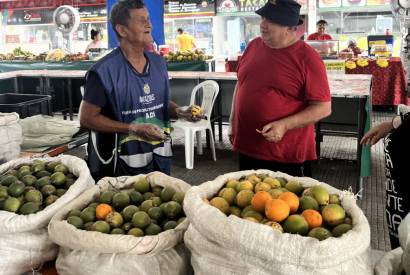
[110,0,145,39]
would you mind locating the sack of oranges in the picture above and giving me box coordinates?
[183,169,372,275]
[48,172,192,275]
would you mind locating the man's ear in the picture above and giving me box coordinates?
[115,24,127,39]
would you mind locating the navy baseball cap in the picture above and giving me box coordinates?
[255,0,303,26]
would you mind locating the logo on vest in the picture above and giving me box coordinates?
[140,83,155,104]
[143,83,150,94]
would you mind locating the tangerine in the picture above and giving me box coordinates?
[265,199,290,222]
[278,191,300,214]
[96,203,113,220]
[301,209,323,229]
[251,191,272,213]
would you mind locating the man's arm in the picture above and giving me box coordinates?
[261,101,331,142]
[168,100,202,121]
[168,101,179,119]
[79,100,129,133]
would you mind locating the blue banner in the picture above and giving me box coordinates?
[107,0,165,49]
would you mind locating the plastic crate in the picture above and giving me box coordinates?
[0,93,52,118]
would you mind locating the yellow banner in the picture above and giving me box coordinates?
[324,60,346,72]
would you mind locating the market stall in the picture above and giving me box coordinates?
[345,57,408,106]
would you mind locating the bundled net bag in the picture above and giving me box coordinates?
[374,248,404,275]
[399,213,410,274]
[0,112,22,164]
[183,169,372,275]
[48,172,192,275]
[0,155,94,275]
[374,213,410,275]
[19,115,80,150]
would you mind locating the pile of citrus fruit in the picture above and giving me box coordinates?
[0,160,77,214]
[207,174,352,241]
[65,178,186,236]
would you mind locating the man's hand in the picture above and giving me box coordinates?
[228,125,235,145]
[176,105,203,122]
[259,120,288,143]
[129,123,165,141]
[360,122,392,146]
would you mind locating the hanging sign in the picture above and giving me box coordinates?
[6,9,53,25]
[342,0,365,7]
[78,6,107,22]
[217,0,267,13]
[216,0,306,14]
[164,0,215,18]
[318,0,342,8]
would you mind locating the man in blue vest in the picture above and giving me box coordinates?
[79,0,198,180]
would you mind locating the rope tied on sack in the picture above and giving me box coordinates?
[340,186,362,201]
[29,248,43,275]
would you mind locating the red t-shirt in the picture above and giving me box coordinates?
[307,33,333,40]
[233,38,331,163]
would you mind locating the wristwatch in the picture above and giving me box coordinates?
[392,115,402,129]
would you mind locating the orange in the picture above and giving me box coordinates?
[301,209,323,229]
[265,199,290,222]
[96,203,113,220]
[251,191,272,213]
[278,192,300,214]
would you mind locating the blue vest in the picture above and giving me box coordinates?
[88,48,172,177]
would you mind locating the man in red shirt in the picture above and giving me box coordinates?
[229,0,331,177]
[307,20,333,40]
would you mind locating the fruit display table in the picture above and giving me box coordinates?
[345,57,409,106]
[0,60,213,73]
[0,60,96,73]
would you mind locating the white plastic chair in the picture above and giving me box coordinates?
[172,80,219,169]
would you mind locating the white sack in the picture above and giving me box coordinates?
[19,115,79,150]
[49,172,192,275]
[0,155,94,275]
[0,112,22,163]
[399,212,410,274]
[19,115,79,136]
[184,169,372,275]
[374,247,404,275]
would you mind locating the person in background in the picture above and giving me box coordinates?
[340,39,362,57]
[229,0,331,177]
[307,20,333,40]
[145,40,158,54]
[79,0,200,180]
[361,111,410,249]
[84,29,103,54]
[176,28,196,51]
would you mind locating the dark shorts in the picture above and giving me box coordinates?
[238,153,312,177]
